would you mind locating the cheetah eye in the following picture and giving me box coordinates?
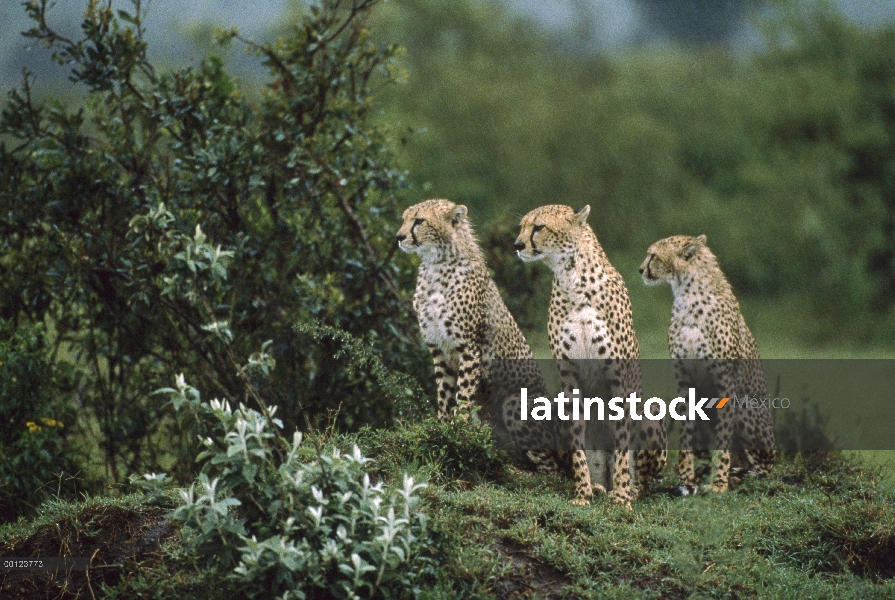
[413,218,425,226]
[532,224,545,233]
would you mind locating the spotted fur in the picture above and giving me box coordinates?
[640,234,776,495]
[515,205,667,506]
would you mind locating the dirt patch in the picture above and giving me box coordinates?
[847,534,895,581]
[491,537,575,599]
[0,505,178,599]
[620,571,688,600]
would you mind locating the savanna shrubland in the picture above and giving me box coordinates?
[1,1,895,596]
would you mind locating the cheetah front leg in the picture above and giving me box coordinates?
[570,450,594,505]
[635,392,668,489]
[594,358,636,507]
[556,358,596,505]
[609,441,633,507]
[675,410,699,495]
[676,424,699,496]
[745,449,775,478]
[707,364,737,493]
[429,346,457,422]
[741,359,775,478]
[452,342,481,420]
[743,409,776,479]
[671,361,700,496]
[635,407,668,492]
[628,362,666,496]
[609,388,634,507]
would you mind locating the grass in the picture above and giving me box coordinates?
[355,420,895,598]
[2,422,894,598]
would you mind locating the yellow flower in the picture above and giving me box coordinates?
[40,418,63,428]
[25,421,41,432]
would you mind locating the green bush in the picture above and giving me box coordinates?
[139,375,431,599]
[0,320,86,521]
[0,0,431,483]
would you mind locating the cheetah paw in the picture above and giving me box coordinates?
[609,490,633,507]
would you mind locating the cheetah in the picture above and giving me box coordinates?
[397,198,540,419]
[640,234,775,495]
[397,199,566,477]
[515,205,667,506]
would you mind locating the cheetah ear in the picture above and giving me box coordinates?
[682,242,701,261]
[573,205,590,225]
[451,204,468,225]
[696,234,707,244]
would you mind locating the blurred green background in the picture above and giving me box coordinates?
[5,0,895,358]
[367,0,895,358]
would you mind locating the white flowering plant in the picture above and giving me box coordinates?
[143,375,431,600]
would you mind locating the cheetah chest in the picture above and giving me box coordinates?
[557,307,611,359]
[416,263,481,353]
[674,324,711,359]
[416,288,454,346]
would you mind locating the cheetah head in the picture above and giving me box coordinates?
[639,234,708,286]
[396,198,470,260]
[514,205,591,263]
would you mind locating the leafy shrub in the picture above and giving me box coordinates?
[294,322,430,424]
[0,320,86,521]
[0,0,431,482]
[140,375,431,599]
